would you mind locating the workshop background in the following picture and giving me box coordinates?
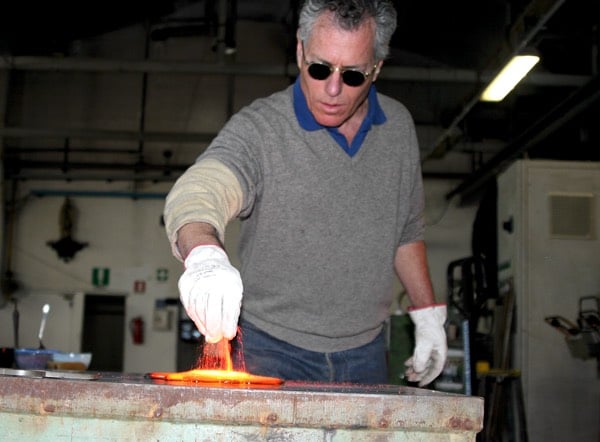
[0,1,598,441]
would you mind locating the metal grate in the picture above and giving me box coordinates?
[548,193,595,239]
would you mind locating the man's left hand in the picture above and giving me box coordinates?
[404,304,447,387]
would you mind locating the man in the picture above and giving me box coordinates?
[164,0,447,386]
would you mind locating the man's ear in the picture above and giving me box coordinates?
[296,32,303,70]
[372,60,384,82]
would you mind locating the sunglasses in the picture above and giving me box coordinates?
[302,43,378,87]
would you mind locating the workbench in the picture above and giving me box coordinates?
[0,371,484,441]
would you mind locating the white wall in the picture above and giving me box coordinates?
[0,180,184,372]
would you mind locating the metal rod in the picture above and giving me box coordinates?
[30,189,168,199]
[0,127,216,143]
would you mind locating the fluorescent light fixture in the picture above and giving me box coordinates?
[481,54,540,102]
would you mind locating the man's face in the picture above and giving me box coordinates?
[297,13,382,129]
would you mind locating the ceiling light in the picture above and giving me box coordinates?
[480,54,540,102]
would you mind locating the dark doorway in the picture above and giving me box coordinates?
[81,294,125,371]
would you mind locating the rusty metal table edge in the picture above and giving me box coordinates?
[0,373,484,434]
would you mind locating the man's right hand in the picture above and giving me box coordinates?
[178,245,243,343]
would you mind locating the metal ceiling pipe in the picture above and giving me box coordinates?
[138,25,151,156]
[0,127,216,143]
[224,0,238,54]
[4,159,188,172]
[0,57,588,87]
[30,189,167,199]
[0,56,294,76]
[8,172,180,182]
[0,69,13,310]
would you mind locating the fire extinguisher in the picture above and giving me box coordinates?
[130,316,144,345]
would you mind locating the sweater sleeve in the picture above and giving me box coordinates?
[163,158,243,261]
[397,113,426,247]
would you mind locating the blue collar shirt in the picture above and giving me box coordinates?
[293,77,387,157]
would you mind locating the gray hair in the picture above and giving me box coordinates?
[297,0,397,61]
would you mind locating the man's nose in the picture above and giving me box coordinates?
[325,70,343,96]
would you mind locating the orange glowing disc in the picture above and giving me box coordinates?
[148,369,283,385]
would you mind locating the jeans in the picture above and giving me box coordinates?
[232,319,388,384]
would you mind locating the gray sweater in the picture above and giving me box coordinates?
[202,84,425,352]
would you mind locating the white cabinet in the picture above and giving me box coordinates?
[497,160,599,442]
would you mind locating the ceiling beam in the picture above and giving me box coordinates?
[0,56,588,88]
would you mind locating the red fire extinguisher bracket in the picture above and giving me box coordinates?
[130,316,145,345]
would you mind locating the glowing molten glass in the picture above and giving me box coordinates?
[148,368,283,385]
[148,337,282,385]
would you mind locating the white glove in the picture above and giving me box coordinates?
[178,245,243,343]
[404,304,448,387]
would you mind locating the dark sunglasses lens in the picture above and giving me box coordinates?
[342,71,366,87]
[307,62,366,87]
[308,63,331,80]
